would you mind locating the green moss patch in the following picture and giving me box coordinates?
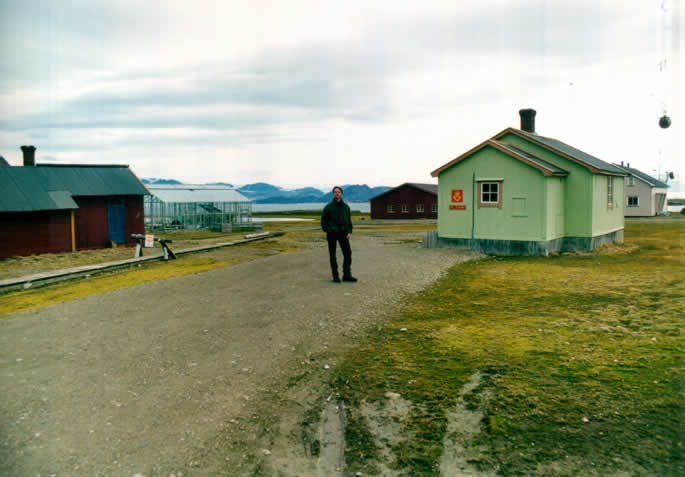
[333,220,684,475]
[0,256,239,318]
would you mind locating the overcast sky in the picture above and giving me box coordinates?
[1,0,682,189]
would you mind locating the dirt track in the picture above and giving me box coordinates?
[0,234,477,476]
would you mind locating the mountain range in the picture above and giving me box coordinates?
[142,179,391,203]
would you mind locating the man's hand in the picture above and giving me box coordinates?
[346,233,351,239]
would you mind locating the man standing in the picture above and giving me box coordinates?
[321,186,357,283]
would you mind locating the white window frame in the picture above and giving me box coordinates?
[387,203,395,213]
[607,176,614,208]
[627,176,635,186]
[627,196,639,207]
[401,204,409,214]
[416,203,424,213]
[432,204,438,213]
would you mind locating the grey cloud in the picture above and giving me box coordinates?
[0,0,170,89]
[1,1,650,142]
[24,127,303,154]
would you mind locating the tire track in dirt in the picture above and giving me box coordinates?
[0,235,478,476]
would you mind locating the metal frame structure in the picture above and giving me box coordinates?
[144,185,253,231]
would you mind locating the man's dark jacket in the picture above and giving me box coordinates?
[321,199,353,234]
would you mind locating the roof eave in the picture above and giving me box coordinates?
[369,182,409,201]
[431,140,493,177]
[127,167,152,195]
[493,128,626,176]
[432,138,568,177]
[489,140,568,176]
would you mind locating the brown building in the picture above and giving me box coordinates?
[369,182,438,219]
[0,146,149,259]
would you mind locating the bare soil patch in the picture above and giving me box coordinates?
[0,233,475,476]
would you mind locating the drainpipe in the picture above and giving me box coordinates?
[71,211,76,252]
[471,172,476,245]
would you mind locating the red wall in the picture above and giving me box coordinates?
[74,196,145,250]
[0,196,145,259]
[0,211,72,259]
[370,186,437,219]
[125,196,145,244]
[74,197,108,250]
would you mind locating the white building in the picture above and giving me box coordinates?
[613,164,669,217]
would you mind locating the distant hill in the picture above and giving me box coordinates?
[206,182,234,187]
[142,179,389,202]
[255,194,323,204]
[142,178,184,185]
[317,184,390,202]
[236,182,283,201]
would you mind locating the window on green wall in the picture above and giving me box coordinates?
[607,176,614,208]
[478,181,502,208]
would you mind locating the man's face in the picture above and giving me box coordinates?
[333,188,342,201]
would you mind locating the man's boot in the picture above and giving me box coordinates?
[342,274,357,282]
[332,271,341,283]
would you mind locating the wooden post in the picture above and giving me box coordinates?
[70,210,76,252]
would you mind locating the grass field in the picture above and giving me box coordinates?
[332,219,684,476]
[1,217,681,475]
[0,229,319,318]
[0,230,251,280]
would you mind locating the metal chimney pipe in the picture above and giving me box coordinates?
[21,145,36,166]
[519,109,536,133]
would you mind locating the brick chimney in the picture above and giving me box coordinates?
[519,109,536,133]
[21,145,36,166]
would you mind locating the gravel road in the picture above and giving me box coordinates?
[0,234,477,476]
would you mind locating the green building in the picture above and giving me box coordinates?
[427,109,626,256]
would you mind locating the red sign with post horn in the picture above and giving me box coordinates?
[450,189,465,209]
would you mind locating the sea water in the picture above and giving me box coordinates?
[252,202,370,213]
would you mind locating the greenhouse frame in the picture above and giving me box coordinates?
[144,184,253,231]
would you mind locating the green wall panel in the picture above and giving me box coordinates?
[437,146,549,241]
[498,133,596,237]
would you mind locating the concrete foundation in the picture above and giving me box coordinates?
[423,229,624,256]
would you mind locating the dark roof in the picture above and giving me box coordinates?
[495,142,568,175]
[407,183,438,195]
[369,182,438,201]
[0,165,149,213]
[613,164,669,188]
[511,129,626,175]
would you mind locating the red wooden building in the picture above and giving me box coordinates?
[0,146,149,259]
[369,182,438,219]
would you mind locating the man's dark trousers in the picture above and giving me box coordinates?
[327,232,351,279]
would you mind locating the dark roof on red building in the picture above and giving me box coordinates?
[0,164,149,213]
[369,182,437,201]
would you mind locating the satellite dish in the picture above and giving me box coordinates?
[659,114,671,129]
